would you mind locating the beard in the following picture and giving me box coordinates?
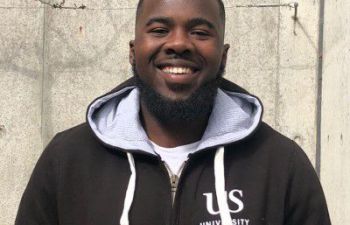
[133,62,225,123]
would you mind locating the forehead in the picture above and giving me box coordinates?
[137,0,223,28]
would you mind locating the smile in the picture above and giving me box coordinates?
[156,64,199,85]
[161,66,194,75]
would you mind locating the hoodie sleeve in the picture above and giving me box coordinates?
[284,144,331,225]
[15,134,61,225]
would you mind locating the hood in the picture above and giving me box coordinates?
[87,78,263,155]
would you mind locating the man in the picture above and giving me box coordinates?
[16,0,331,225]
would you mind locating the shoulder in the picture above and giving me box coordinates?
[51,123,97,148]
[235,122,302,154]
[254,122,311,163]
[225,122,314,174]
[43,123,118,163]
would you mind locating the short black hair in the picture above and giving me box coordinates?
[136,0,226,25]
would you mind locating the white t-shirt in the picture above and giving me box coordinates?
[151,141,200,176]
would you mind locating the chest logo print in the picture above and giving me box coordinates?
[203,189,244,215]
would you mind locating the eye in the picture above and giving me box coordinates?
[149,27,169,37]
[191,30,211,39]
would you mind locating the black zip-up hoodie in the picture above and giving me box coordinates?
[15,78,331,225]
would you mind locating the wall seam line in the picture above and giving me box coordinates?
[40,5,46,150]
[316,0,326,177]
[274,0,282,129]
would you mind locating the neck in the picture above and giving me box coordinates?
[140,101,209,148]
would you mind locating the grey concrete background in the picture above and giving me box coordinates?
[321,0,350,224]
[0,0,348,224]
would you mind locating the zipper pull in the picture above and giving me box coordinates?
[170,174,179,193]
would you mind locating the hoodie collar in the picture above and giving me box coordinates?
[87,79,263,155]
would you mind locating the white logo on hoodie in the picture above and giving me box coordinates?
[203,189,244,215]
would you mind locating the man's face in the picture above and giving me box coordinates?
[130,0,229,101]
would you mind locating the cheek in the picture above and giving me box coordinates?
[135,37,161,61]
[198,43,224,65]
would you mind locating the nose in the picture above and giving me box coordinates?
[164,29,194,57]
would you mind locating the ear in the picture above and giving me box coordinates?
[220,44,230,69]
[129,40,135,65]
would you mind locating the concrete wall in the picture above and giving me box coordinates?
[0,0,348,224]
[321,0,350,223]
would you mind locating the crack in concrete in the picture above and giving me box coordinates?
[0,124,6,138]
[36,0,86,10]
[235,3,297,9]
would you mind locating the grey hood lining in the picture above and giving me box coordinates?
[87,86,262,155]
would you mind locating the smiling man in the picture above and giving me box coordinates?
[131,0,229,148]
[16,0,331,225]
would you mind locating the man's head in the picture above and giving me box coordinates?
[130,0,230,122]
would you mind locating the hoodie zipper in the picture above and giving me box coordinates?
[162,154,198,225]
[163,161,187,203]
[158,156,191,225]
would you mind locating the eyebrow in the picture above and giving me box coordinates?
[146,17,175,27]
[186,17,215,30]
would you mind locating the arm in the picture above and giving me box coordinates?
[284,145,331,225]
[15,135,61,225]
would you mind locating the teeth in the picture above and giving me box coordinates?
[162,66,193,75]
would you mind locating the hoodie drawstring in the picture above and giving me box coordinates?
[214,147,233,225]
[120,153,136,225]
[120,147,232,225]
